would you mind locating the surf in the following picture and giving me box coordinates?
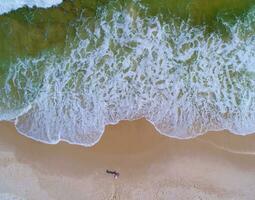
[0,0,62,15]
[0,0,255,146]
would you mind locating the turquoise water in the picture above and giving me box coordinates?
[0,0,255,146]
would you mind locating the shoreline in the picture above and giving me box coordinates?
[9,116,255,148]
[0,119,255,199]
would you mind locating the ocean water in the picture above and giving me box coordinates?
[0,0,255,146]
[0,0,62,15]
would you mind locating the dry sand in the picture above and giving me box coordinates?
[0,119,255,199]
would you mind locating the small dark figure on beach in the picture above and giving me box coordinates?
[106,169,120,179]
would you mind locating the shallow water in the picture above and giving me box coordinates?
[0,0,255,146]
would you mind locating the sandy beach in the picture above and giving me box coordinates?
[0,119,255,199]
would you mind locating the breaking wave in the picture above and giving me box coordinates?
[0,0,62,15]
[1,1,255,146]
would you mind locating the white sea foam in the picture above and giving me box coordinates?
[0,0,62,15]
[1,2,255,146]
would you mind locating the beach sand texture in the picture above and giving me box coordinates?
[0,119,255,199]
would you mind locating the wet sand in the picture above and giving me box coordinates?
[0,119,255,199]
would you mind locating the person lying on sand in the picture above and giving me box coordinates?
[106,169,120,179]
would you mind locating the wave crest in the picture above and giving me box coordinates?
[0,0,62,15]
[1,2,255,146]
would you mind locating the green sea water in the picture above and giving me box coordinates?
[0,0,254,62]
[0,0,253,101]
[0,0,255,146]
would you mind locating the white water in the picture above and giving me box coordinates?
[1,3,255,146]
[0,0,62,15]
